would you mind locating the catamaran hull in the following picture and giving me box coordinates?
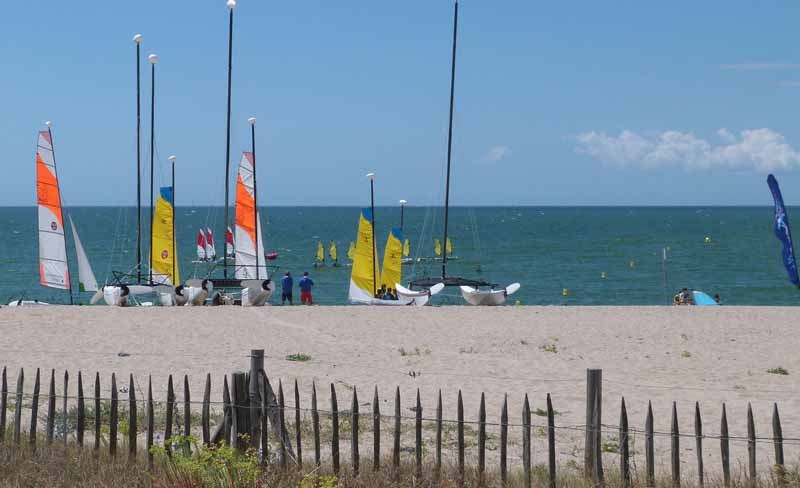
[6,300,51,307]
[460,283,521,306]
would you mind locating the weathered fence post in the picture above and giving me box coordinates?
[478,392,486,485]
[93,373,100,451]
[29,368,40,447]
[278,380,287,468]
[147,377,154,470]
[249,349,264,446]
[721,403,730,487]
[165,375,175,454]
[0,367,6,443]
[501,394,509,486]
[13,368,23,444]
[259,373,269,464]
[222,376,231,445]
[522,394,531,488]
[547,393,556,488]
[645,401,655,488]
[331,383,340,475]
[46,369,55,443]
[352,386,360,477]
[202,374,211,446]
[231,371,249,450]
[436,389,443,483]
[415,389,422,480]
[393,387,401,478]
[585,369,603,484]
[373,386,380,471]
[620,398,630,488]
[747,403,756,486]
[312,381,320,466]
[295,379,302,468]
[110,373,118,456]
[695,402,703,487]
[62,371,68,445]
[457,390,465,488]
[773,403,784,485]
[671,402,680,487]
[129,374,137,459]
[183,375,190,456]
[77,372,85,447]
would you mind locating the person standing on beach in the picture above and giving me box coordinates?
[299,271,315,305]
[281,271,293,305]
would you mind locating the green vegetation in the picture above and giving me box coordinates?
[681,350,692,358]
[540,342,558,354]
[286,353,313,362]
[767,367,789,375]
[398,347,431,357]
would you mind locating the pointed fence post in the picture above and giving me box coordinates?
[457,390,465,488]
[478,392,486,484]
[393,387,401,478]
[147,377,154,470]
[202,374,211,446]
[259,372,269,464]
[77,372,85,447]
[46,369,56,444]
[279,380,287,468]
[129,375,137,459]
[373,386,380,471]
[547,393,556,488]
[747,403,756,486]
[222,376,231,445]
[29,368,40,447]
[295,379,302,468]
[330,383,340,475]
[501,394,509,486]
[249,350,264,446]
[620,398,630,488]
[436,389,443,483]
[0,367,6,443]
[352,387,360,477]
[62,371,68,445]
[312,381,320,466]
[13,368,23,444]
[645,402,655,488]
[695,402,704,487]
[415,389,422,480]
[109,373,118,456]
[183,375,190,456]
[522,395,531,488]
[721,404,730,488]
[165,375,174,454]
[671,402,680,487]
[94,373,100,451]
[773,403,784,485]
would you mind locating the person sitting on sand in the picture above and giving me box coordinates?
[678,288,690,305]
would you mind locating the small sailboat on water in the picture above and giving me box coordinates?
[329,241,340,267]
[313,241,325,268]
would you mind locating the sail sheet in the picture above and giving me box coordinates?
[68,215,97,292]
[403,239,410,257]
[205,227,216,260]
[36,130,70,290]
[234,151,266,279]
[767,174,800,286]
[348,207,380,301]
[197,229,208,261]
[329,241,338,262]
[150,186,179,286]
[380,227,403,292]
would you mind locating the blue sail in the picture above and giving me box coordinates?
[767,174,800,286]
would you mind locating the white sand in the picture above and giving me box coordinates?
[0,305,797,475]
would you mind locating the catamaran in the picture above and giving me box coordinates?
[348,174,443,306]
[9,124,100,307]
[403,1,520,306]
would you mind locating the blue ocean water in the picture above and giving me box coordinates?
[1,206,797,305]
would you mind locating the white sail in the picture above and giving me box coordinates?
[197,229,208,261]
[206,227,217,259]
[68,215,97,292]
[36,130,70,290]
[234,151,266,279]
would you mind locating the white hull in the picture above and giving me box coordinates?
[241,279,274,307]
[460,283,521,306]
[7,300,51,307]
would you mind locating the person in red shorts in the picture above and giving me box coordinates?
[299,271,315,305]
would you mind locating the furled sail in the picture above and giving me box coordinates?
[329,241,338,262]
[150,186,179,286]
[348,208,380,301]
[205,227,216,260]
[234,151,266,279]
[767,174,800,286]
[36,130,70,290]
[380,227,403,293]
[197,229,208,261]
[68,215,97,292]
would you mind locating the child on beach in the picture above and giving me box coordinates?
[299,272,314,305]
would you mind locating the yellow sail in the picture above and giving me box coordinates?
[329,241,338,262]
[446,237,453,255]
[348,208,380,301]
[316,241,325,263]
[150,186,179,285]
[434,239,442,256]
[380,228,403,293]
[403,239,410,257]
[347,241,356,260]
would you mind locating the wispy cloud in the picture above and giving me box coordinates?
[721,63,800,71]
[485,145,510,162]
[575,128,800,172]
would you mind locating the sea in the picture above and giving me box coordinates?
[1,206,797,306]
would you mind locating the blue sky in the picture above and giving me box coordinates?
[3,1,800,206]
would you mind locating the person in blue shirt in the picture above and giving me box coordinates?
[280,271,293,305]
[299,271,315,305]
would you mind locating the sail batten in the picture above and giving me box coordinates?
[36,130,70,290]
[234,151,266,279]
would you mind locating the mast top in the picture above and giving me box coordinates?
[148,54,159,64]
[133,34,143,44]
[226,0,237,9]
[248,116,256,125]
[366,172,375,181]
[399,199,408,205]
[45,121,53,128]
[168,155,176,162]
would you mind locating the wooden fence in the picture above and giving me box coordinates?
[0,355,794,487]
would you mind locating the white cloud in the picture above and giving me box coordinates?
[721,63,800,71]
[485,145,510,162]
[575,128,800,172]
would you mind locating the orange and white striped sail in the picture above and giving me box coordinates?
[36,130,70,290]
[234,151,266,279]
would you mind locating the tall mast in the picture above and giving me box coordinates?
[148,53,158,284]
[134,34,143,284]
[223,0,236,279]
[46,121,73,305]
[169,155,177,285]
[441,0,459,281]
[249,117,259,280]
[368,173,377,295]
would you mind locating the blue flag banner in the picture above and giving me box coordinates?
[767,174,800,286]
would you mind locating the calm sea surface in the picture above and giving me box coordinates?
[1,206,796,306]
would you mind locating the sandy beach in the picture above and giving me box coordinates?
[0,305,797,476]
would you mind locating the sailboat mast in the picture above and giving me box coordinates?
[441,0,459,281]
[368,173,377,295]
[148,53,158,284]
[46,122,73,305]
[170,155,177,285]
[134,34,142,284]
[249,117,259,280]
[223,0,236,279]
